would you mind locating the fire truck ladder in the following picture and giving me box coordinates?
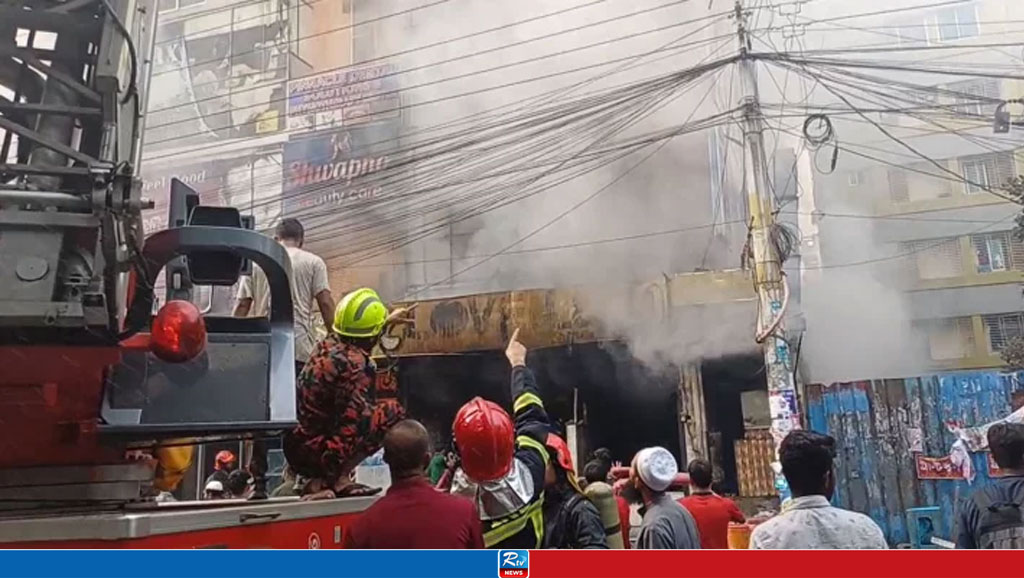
[0,0,156,345]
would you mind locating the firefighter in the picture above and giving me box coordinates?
[283,288,412,501]
[452,329,553,549]
[541,433,608,549]
[205,450,237,487]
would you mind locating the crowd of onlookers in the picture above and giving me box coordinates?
[191,216,1024,550]
[339,419,1024,549]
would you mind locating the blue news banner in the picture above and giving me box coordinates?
[0,550,531,578]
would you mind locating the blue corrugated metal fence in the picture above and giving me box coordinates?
[806,370,1023,545]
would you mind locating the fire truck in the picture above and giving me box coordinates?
[0,0,374,548]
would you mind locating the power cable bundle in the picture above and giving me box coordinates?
[801,112,838,174]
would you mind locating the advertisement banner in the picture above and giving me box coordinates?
[140,151,282,236]
[914,454,964,480]
[286,62,401,132]
[281,123,401,218]
[144,16,288,152]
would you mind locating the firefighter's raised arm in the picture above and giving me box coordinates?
[506,329,551,435]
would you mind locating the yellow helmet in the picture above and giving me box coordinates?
[333,288,389,338]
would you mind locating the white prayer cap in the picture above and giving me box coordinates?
[204,480,224,492]
[635,446,678,492]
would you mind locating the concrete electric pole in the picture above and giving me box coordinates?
[734,0,801,503]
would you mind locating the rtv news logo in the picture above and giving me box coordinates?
[497,550,529,578]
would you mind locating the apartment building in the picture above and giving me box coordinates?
[803,0,1024,372]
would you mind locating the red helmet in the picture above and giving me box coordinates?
[453,397,514,482]
[215,450,236,469]
[545,433,574,473]
[546,433,583,493]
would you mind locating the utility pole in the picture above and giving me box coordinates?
[734,0,800,503]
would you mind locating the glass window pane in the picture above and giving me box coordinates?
[936,11,959,41]
[989,237,1008,272]
[975,236,991,273]
[955,6,979,38]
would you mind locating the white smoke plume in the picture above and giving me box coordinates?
[360,1,766,367]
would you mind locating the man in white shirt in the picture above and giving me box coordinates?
[234,218,334,500]
[750,430,888,550]
[234,218,334,376]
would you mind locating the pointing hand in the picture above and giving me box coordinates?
[505,328,527,368]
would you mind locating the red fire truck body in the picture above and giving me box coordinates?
[0,498,373,549]
[0,0,380,547]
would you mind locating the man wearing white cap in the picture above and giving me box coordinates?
[627,446,701,549]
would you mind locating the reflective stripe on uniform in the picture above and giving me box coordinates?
[513,392,543,414]
[482,492,546,548]
[516,435,549,466]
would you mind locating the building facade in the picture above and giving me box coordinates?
[801,0,1024,375]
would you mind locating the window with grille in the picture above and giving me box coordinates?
[960,152,1015,194]
[947,78,1001,117]
[929,4,980,43]
[927,317,975,360]
[973,231,1024,273]
[903,238,963,280]
[984,313,1024,352]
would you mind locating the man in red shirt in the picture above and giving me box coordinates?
[679,458,745,549]
[342,420,484,549]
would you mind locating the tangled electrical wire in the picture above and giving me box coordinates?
[802,113,839,174]
[769,220,800,262]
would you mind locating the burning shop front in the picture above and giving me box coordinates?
[384,270,776,496]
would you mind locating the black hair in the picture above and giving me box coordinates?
[339,334,378,352]
[592,448,612,464]
[687,458,714,489]
[779,430,836,497]
[275,218,304,245]
[226,469,251,496]
[988,422,1024,470]
[583,460,610,484]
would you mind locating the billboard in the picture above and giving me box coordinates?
[281,123,401,220]
[286,62,401,132]
[143,17,288,152]
[139,150,282,236]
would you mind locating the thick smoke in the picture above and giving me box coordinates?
[798,166,932,383]
[369,1,761,367]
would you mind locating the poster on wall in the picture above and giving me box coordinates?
[914,454,964,480]
[286,62,401,132]
[280,122,401,220]
[907,428,924,453]
[143,16,288,153]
